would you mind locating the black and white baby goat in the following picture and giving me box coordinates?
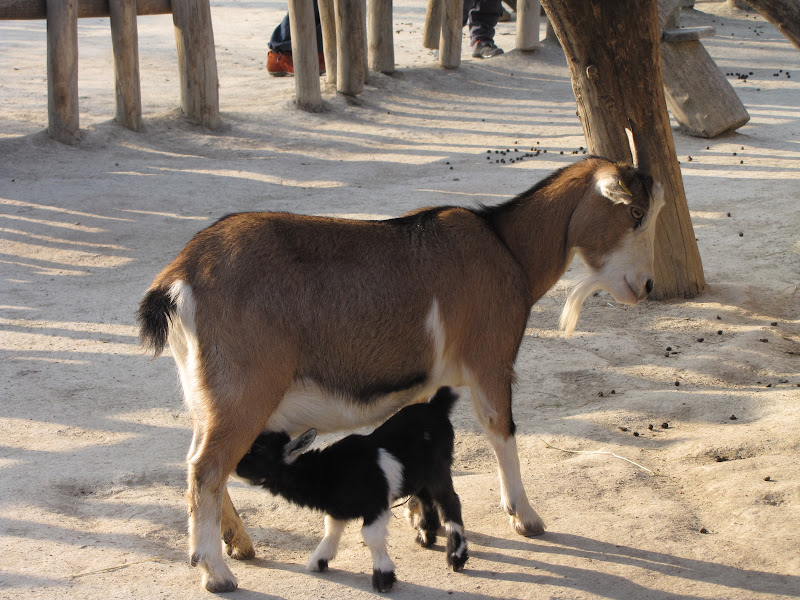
[235,387,468,592]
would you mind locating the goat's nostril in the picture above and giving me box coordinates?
[645,279,654,295]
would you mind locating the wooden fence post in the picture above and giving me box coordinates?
[318,0,337,86]
[289,0,324,111]
[172,0,220,129]
[516,0,540,51]
[440,0,462,68]
[423,0,442,49]
[334,0,365,95]
[109,0,143,131]
[46,0,80,143]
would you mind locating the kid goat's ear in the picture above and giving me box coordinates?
[283,429,317,463]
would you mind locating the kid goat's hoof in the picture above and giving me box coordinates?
[372,569,396,593]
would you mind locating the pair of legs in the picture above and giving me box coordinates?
[307,512,396,592]
[406,486,469,571]
[463,0,504,48]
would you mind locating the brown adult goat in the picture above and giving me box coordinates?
[138,125,664,592]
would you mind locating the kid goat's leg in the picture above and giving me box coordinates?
[307,515,347,572]
[430,481,468,571]
[222,490,255,560]
[406,490,441,548]
[362,510,396,592]
[470,381,546,537]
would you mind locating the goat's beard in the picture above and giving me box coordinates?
[558,273,604,337]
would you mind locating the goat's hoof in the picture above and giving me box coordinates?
[317,559,329,572]
[203,573,238,593]
[449,549,469,572]
[372,569,396,592]
[415,530,436,548]
[511,514,546,537]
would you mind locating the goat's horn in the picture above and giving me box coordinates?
[625,118,651,175]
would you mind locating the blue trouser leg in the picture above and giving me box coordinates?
[268,0,324,53]
[462,0,503,46]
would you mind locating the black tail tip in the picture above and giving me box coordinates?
[136,287,175,357]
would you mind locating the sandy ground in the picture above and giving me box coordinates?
[1,2,799,599]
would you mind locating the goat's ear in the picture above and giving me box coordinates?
[596,173,634,205]
[284,429,316,462]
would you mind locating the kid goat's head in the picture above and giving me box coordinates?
[560,121,666,336]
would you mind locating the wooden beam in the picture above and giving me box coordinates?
[368,0,394,74]
[47,0,80,144]
[0,0,171,20]
[318,0,337,87]
[109,0,143,131]
[422,0,442,50]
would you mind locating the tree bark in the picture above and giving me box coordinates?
[541,0,705,300]
[745,0,800,52]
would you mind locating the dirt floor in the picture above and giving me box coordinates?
[1,2,798,599]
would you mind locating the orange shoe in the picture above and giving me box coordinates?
[267,51,326,77]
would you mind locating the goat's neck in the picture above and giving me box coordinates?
[492,189,580,305]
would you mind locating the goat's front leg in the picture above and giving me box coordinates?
[361,510,396,592]
[307,515,347,572]
[470,382,546,537]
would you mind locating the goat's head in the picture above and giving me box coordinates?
[560,121,665,336]
[235,430,300,484]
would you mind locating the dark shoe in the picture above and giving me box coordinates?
[472,40,504,59]
[267,51,326,77]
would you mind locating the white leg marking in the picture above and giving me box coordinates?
[361,510,396,575]
[486,431,545,537]
[445,522,468,557]
[189,477,237,591]
[308,515,347,571]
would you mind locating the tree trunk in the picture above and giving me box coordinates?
[541,0,705,300]
[746,0,800,51]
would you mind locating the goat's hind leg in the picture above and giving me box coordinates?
[431,481,468,571]
[362,510,396,592]
[405,491,440,548]
[307,515,346,572]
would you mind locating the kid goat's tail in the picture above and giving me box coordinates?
[428,386,459,416]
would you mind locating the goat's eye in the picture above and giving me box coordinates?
[630,206,644,222]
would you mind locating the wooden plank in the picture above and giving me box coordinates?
[289,0,324,111]
[516,0,541,51]
[109,0,142,131]
[47,0,80,144]
[662,26,715,42]
[439,0,461,68]
[661,39,750,137]
[171,0,220,129]
[1,0,172,20]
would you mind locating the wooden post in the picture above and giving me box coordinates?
[109,0,143,131]
[1,0,172,20]
[318,0,337,86]
[334,0,365,95]
[172,0,220,129]
[289,0,324,111]
[440,0,462,68]
[516,0,540,51]
[46,0,80,144]
[423,0,443,49]
[541,0,705,300]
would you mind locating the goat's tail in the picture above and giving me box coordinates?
[428,386,459,416]
[137,286,176,357]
